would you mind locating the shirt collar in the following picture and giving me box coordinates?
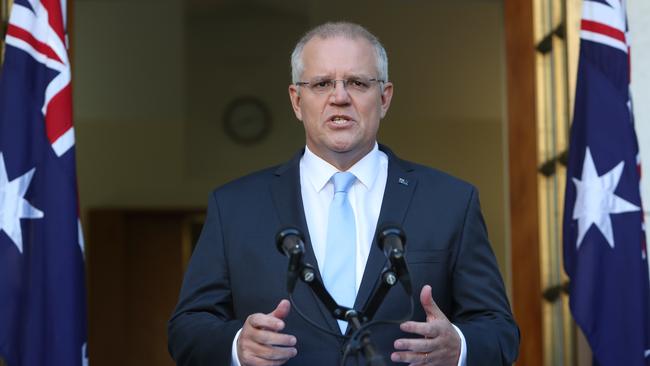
[301,143,382,192]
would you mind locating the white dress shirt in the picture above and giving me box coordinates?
[300,143,387,290]
[231,143,466,365]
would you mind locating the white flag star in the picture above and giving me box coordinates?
[572,147,640,249]
[0,152,44,253]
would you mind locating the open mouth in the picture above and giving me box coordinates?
[328,115,354,125]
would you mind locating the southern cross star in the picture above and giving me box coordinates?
[572,147,640,249]
[0,152,44,253]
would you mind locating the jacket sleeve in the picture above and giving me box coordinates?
[451,188,520,365]
[168,191,243,365]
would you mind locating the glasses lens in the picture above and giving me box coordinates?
[346,78,371,92]
[304,78,379,94]
[309,80,334,93]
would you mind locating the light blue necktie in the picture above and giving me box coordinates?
[322,172,357,334]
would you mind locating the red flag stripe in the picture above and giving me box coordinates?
[581,19,626,43]
[44,83,73,144]
[41,0,66,46]
[6,24,62,63]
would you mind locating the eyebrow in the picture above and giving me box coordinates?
[306,73,374,80]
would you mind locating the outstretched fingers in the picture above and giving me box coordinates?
[238,299,298,366]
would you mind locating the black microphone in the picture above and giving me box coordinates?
[377,225,412,294]
[276,227,306,293]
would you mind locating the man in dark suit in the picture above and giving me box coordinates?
[168,22,519,366]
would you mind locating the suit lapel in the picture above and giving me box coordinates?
[354,146,417,312]
[270,146,418,333]
[270,150,341,335]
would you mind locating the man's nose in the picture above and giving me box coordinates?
[330,80,351,104]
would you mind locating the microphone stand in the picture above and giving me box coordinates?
[293,263,404,366]
[278,226,413,366]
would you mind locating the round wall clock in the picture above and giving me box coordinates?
[223,97,272,145]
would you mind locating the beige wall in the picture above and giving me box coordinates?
[74,0,191,205]
[73,0,510,282]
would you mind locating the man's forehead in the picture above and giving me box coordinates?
[301,36,377,75]
[303,35,374,51]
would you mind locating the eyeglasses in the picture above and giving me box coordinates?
[295,77,384,95]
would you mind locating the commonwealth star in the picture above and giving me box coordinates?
[0,152,44,253]
[572,147,640,249]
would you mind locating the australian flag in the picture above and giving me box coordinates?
[563,0,650,365]
[0,0,87,365]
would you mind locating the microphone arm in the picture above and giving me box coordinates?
[296,263,354,321]
[276,228,305,293]
[359,268,400,323]
[359,225,413,323]
[377,226,412,295]
[276,228,353,319]
[276,227,398,366]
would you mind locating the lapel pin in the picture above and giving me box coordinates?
[398,177,409,186]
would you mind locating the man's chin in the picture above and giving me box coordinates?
[327,142,374,160]
[327,142,357,155]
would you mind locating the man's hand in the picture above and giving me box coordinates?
[237,299,298,366]
[391,285,460,365]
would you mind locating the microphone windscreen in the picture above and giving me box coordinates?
[276,227,305,256]
[377,224,406,252]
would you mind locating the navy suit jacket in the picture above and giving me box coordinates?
[168,146,519,365]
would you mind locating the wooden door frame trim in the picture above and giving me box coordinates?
[504,0,544,365]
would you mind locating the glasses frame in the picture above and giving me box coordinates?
[295,78,385,95]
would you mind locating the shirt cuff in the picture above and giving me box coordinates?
[451,324,467,366]
[232,324,464,365]
[231,328,243,366]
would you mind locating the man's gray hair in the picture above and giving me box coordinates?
[290,22,389,84]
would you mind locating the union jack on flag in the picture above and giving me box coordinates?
[0,0,88,365]
[563,0,650,365]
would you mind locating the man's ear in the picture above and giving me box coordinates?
[288,85,303,121]
[379,82,394,119]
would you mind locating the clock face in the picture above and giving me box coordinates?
[223,97,271,145]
